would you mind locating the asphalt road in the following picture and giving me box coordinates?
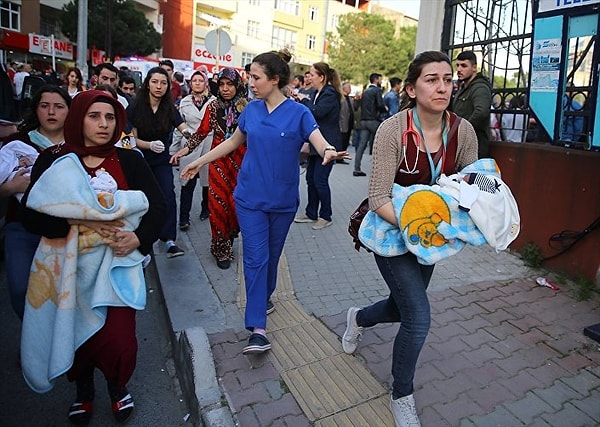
[0,258,191,426]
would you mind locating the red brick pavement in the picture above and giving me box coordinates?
[208,278,599,426]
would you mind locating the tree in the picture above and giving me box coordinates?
[327,13,416,85]
[61,0,161,59]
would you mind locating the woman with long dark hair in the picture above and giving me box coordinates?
[0,85,71,320]
[61,67,86,98]
[128,67,193,258]
[170,68,248,269]
[341,51,478,426]
[293,62,342,230]
[170,70,215,229]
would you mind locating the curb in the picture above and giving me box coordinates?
[175,327,235,427]
[151,239,236,427]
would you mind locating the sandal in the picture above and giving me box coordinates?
[111,390,134,423]
[68,401,93,426]
[69,371,95,425]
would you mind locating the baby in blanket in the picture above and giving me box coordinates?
[0,140,39,201]
[89,168,117,208]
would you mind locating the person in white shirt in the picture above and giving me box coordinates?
[14,63,31,99]
[501,95,528,142]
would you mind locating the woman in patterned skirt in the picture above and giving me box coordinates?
[171,68,248,269]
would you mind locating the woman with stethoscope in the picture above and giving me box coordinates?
[341,51,478,427]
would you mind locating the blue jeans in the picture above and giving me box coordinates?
[235,204,295,331]
[304,155,334,221]
[4,221,41,320]
[149,162,177,242]
[354,120,380,172]
[356,253,434,398]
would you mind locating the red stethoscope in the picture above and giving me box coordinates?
[400,108,447,184]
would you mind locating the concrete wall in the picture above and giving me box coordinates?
[21,0,41,34]
[415,0,444,52]
[489,142,600,284]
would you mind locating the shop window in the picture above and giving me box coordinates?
[1,1,20,31]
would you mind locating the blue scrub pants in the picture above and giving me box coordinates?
[235,204,295,331]
[4,221,41,320]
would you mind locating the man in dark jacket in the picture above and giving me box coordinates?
[452,51,492,158]
[354,73,386,176]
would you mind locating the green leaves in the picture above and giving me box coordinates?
[60,0,161,58]
[327,12,416,85]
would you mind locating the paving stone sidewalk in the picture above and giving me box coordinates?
[173,155,599,426]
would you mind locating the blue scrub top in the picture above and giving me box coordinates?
[234,98,318,212]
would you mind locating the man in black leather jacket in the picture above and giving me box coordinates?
[354,73,387,176]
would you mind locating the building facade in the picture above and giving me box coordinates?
[0,0,161,74]
[162,0,415,77]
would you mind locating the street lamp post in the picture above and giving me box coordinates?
[76,0,89,81]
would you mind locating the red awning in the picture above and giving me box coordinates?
[0,29,29,51]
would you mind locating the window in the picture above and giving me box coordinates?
[331,14,339,30]
[274,0,299,16]
[1,1,20,31]
[306,35,316,51]
[241,52,254,68]
[308,6,318,22]
[272,26,297,50]
[40,15,60,38]
[247,20,259,38]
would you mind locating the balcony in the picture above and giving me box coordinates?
[274,10,303,29]
[196,0,237,15]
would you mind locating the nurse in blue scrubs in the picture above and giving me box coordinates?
[180,49,349,354]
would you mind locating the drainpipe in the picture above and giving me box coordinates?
[321,0,330,61]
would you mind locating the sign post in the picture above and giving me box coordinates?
[205,28,232,73]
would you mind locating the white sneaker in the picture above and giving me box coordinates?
[390,394,421,427]
[312,218,332,230]
[141,254,152,269]
[342,307,363,354]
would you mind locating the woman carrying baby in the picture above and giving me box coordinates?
[21,90,166,424]
[0,85,71,320]
[341,52,478,426]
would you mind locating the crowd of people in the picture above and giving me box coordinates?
[0,48,525,427]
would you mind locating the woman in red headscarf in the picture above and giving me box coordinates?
[21,90,166,425]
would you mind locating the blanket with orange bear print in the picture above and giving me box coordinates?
[358,159,520,265]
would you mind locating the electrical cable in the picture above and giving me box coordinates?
[543,215,600,261]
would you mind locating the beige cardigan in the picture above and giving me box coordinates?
[368,109,479,211]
